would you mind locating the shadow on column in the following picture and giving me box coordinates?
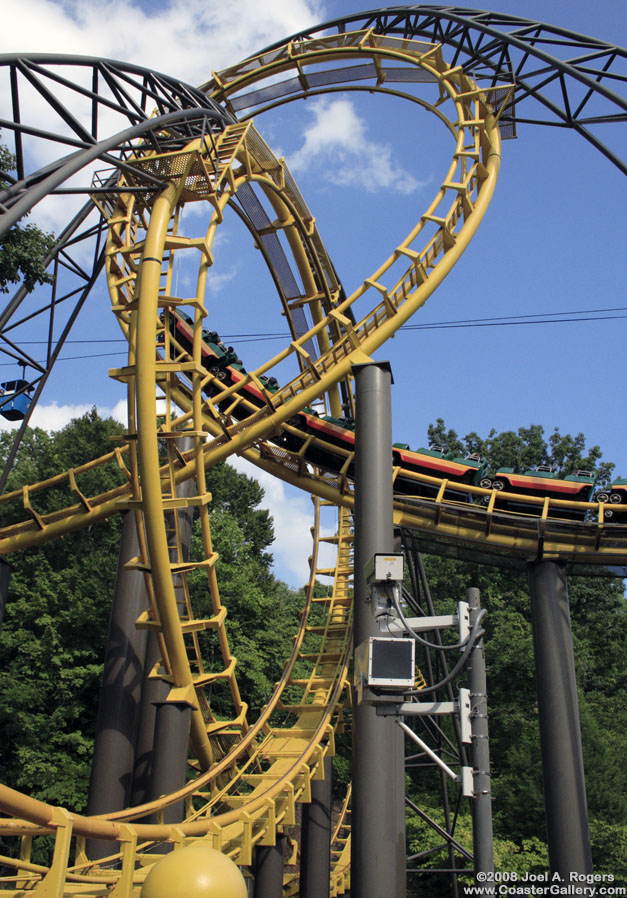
[300,756,332,898]
[86,511,149,860]
[254,833,286,898]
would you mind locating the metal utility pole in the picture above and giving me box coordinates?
[300,756,333,898]
[466,587,494,887]
[528,561,593,875]
[351,361,406,898]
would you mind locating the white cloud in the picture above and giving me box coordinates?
[0,397,128,432]
[288,97,424,194]
[1,0,326,232]
[207,267,238,294]
[109,397,128,424]
[1,0,324,89]
[229,454,336,588]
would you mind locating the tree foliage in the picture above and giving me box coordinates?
[403,420,627,892]
[0,412,624,885]
[0,412,126,809]
[427,418,615,485]
[0,138,56,294]
[0,413,303,818]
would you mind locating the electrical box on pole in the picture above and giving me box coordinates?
[355,636,415,691]
[365,551,404,622]
[356,584,480,802]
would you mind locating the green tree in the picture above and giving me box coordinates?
[0,138,55,294]
[0,411,126,809]
[405,420,627,885]
[0,415,302,815]
[203,461,275,566]
[427,418,614,485]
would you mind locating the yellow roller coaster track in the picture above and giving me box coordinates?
[0,32,624,570]
[0,28,623,897]
[0,498,353,891]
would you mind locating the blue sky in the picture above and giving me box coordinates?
[1,0,625,585]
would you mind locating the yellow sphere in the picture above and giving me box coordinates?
[140,842,248,898]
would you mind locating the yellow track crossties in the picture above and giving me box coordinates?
[0,33,512,557]
[1,27,621,898]
[0,498,352,893]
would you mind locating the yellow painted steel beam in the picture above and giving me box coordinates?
[0,500,353,892]
[0,29,619,898]
[0,71,617,566]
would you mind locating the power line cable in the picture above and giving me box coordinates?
[7,306,627,344]
[1,306,625,366]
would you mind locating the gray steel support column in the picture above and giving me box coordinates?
[0,556,12,636]
[300,756,333,898]
[466,587,494,888]
[86,511,149,859]
[351,361,406,898]
[129,631,169,808]
[148,699,192,828]
[253,833,286,898]
[131,437,194,809]
[528,561,593,876]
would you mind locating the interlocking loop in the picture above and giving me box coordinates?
[0,16,625,897]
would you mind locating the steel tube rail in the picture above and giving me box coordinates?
[397,720,459,782]
[243,7,626,174]
[134,178,215,770]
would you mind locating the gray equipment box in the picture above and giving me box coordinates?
[365,552,404,583]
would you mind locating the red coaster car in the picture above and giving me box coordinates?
[393,445,486,502]
[482,465,596,520]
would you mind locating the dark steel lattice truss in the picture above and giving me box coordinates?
[0,8,625,482]
[258,6,626,172]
